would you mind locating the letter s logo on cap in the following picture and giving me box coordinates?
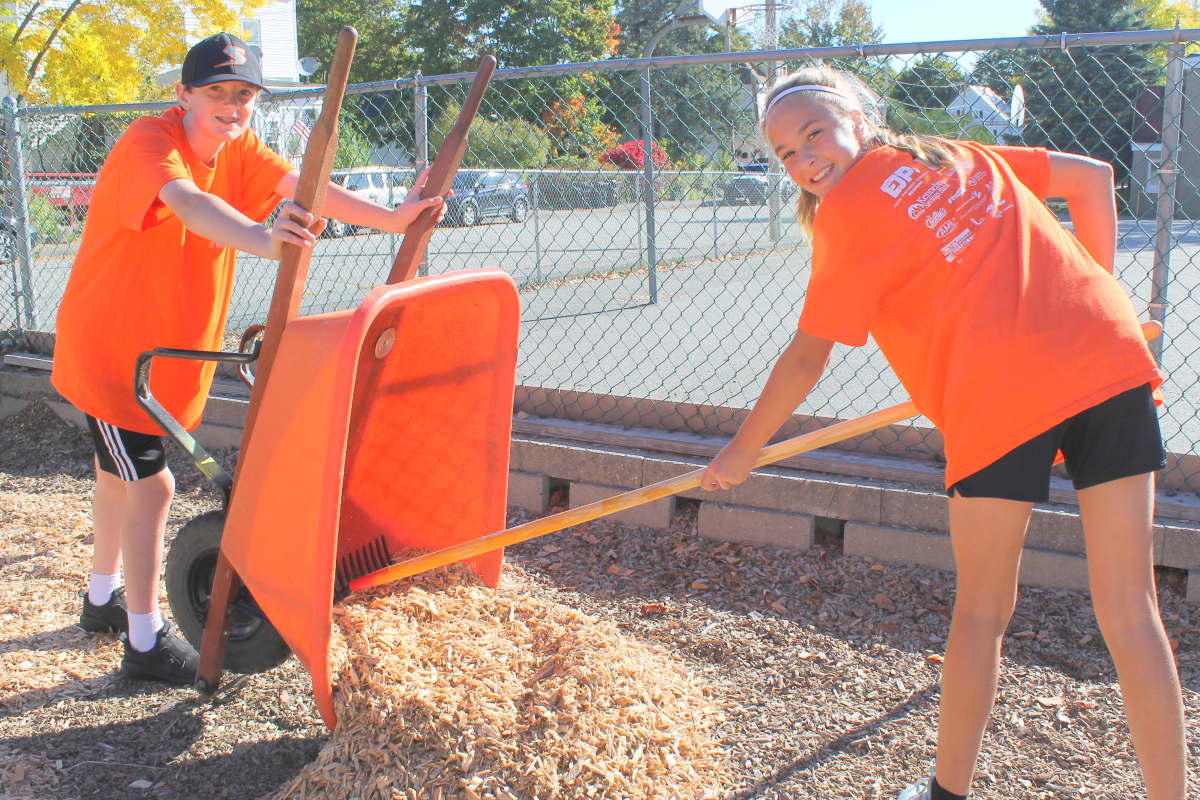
[880,165,920,199]
[215,45,247,67]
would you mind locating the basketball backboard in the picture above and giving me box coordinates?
[677,0,748,24]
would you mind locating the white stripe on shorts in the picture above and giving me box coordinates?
[98,420,137,481]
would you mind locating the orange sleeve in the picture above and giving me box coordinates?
[987,146,1050,198]
[115,130,191,233]
[233,129,295,223]
[796,212,883,347]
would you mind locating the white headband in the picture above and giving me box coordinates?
[764,85,855,118]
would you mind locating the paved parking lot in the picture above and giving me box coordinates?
[9,208,1200,456]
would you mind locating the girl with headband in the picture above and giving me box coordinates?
[700,65,1185,800]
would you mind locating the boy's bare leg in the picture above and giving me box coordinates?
[90,460,127,576]
[934,495,1034,795]
[1077,473,1186,800]
[118,468,175,616]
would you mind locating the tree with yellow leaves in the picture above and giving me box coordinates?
[0,0,266,105]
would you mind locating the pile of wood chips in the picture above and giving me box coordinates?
[266,561,729,800]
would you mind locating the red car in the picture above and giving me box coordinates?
[26,172,96,223]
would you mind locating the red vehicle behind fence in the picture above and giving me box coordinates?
[26,172,96,223]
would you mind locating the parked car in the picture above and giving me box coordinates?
[537,174,621,210]
[441,170,530,227]
[324,167,408,237]
[721,172,797,206]
[0,208,36,262]
[719,158,796,206]
[26,172,96,224]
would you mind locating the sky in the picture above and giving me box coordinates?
[867,0,1046,45]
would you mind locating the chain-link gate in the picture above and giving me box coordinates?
[3,27,1199,493]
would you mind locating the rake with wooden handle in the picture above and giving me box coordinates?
[195,26,358,697]
[387,55,497,284]
[349,320,1166,594]
[348,400,918,592]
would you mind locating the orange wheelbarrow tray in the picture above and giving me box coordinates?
[136,267,521,728]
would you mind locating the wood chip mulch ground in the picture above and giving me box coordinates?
[1,400,1198,799]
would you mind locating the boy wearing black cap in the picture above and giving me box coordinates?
[51,33,446,685]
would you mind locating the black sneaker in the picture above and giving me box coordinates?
[120,621,199,686]
[79,586,129,633]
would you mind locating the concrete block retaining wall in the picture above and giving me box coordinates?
[4,362,1199,600]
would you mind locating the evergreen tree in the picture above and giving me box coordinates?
[1018,0,1161,205]
[890,54,964,109]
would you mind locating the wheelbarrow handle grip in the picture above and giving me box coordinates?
[348,400,919,593]
[387,55,497,284]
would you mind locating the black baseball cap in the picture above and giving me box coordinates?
[181,32,267,91]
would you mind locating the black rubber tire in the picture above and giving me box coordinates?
[324,219,348,238]
[165,511,292,674]
[509,198,528,223]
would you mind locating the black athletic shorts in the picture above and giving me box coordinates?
[947,383,1166,503]
[85,415,168,481]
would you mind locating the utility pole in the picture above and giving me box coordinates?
[765,0,783,245]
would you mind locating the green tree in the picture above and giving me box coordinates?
[298,0,619,163]
[1019,0,1161,203]
[300,0,619,83]
[431,104,552,168]
[778,0,892,107]
[778,0,883,48]
[296,0,415,86]
[890,54,965,109]
[602,0,755,164]
[0,0,266,105]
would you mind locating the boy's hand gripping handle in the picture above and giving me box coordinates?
[386,56,496,284]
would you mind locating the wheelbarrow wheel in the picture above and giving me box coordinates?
[165,511,292,674]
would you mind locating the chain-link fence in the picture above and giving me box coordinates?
[3,28,1199,493]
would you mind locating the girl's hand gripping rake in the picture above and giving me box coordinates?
[349,319,1165,594]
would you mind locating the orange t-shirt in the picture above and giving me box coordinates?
[798,143,1161,488]
[52,106,293,434]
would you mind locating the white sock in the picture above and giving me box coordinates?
[87,572,122,606]
[127,610,164,652]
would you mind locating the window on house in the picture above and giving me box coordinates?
[242,20,262,49]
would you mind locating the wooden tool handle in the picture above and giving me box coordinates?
[197,27,357,697]
[386,55,497,284]
[241,26,358,443]
[348,400,919,592]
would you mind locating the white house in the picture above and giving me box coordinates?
[948,84,1025,143]
[181,0,300,87]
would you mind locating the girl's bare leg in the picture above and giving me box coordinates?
[934,495,1033,794]
[1077,473,1185,800]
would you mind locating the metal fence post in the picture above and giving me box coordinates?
[531,173,542,285]
[640,67,658,304]
[1149,42,1185,363]
[414,75,430,277]
[3,97,36,335]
